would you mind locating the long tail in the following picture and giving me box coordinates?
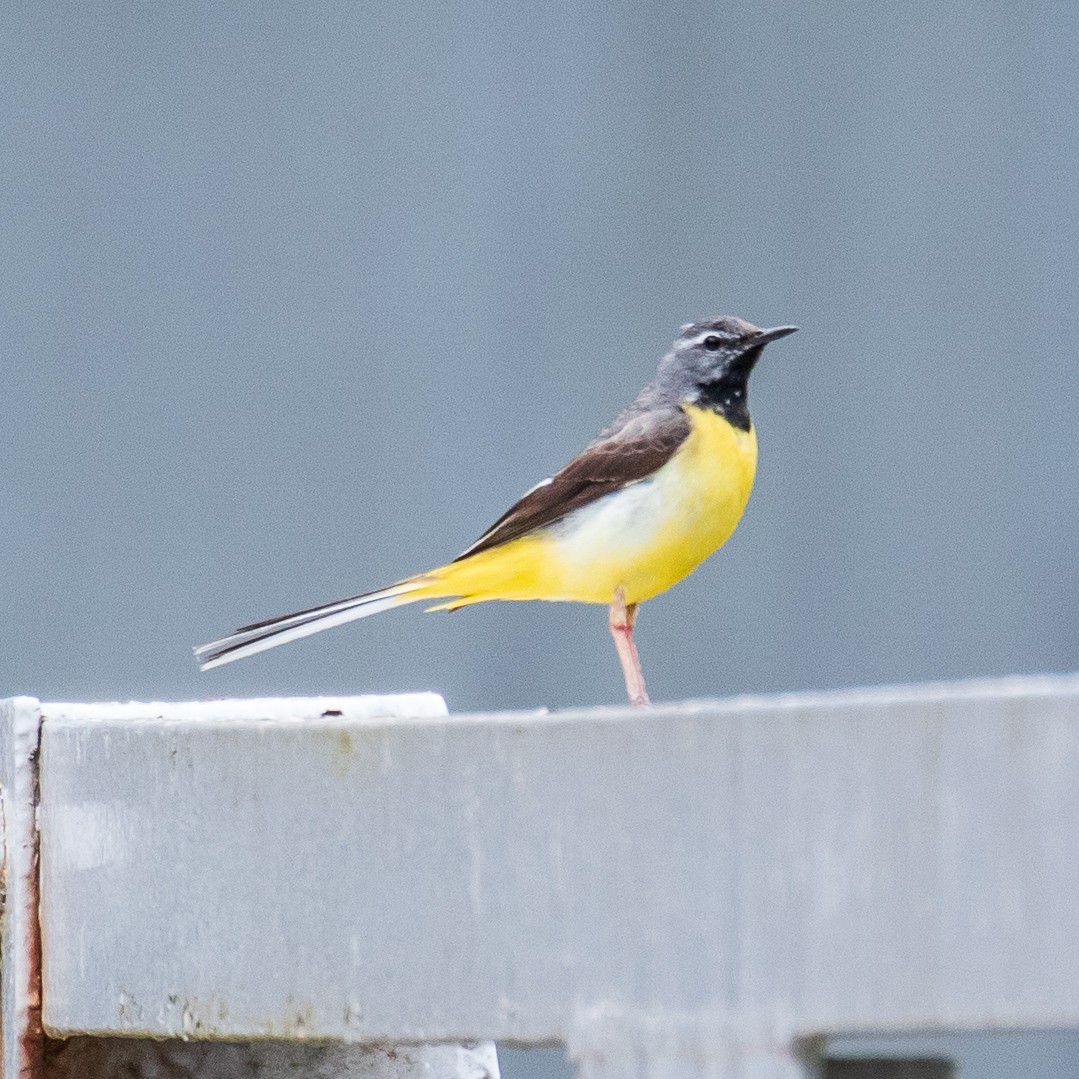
[194,579,432,671]
[195,534,554,671]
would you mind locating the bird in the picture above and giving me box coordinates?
[195,316,797,705]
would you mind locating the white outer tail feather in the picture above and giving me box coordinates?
[194,582,425,671]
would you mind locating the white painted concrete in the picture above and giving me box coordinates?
[4,692,498,1079]
[15,676,1079,1077]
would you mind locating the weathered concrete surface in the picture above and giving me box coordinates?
[1,697,44,1079]
[43,1037,499,1079]
[7,693,501,1079]
[31,676,1079,1077]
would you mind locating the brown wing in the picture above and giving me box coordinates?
[455,406,690,561]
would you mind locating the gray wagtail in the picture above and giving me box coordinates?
[196,316,798,705]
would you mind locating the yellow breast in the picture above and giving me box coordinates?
[549,404,758,603]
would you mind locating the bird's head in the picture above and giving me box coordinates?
[658,316,798,429]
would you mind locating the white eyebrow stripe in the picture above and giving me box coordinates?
[683,331,728,348]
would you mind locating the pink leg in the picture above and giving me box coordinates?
[608,587,650,707]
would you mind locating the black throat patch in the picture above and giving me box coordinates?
[695,349,758,431]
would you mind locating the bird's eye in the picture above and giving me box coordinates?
[703,336,722,351]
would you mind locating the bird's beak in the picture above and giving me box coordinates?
[754,325,799,344]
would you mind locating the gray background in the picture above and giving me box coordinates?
[4,1,1078,1075]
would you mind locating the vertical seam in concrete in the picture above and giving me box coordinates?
[23,718,43,1079]
[1,698,44,1079]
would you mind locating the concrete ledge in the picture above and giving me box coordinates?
[17,675,1079,1077]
